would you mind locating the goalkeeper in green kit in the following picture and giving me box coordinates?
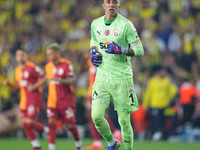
[90,0,144,149]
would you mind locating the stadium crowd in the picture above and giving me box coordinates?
[0,0,200,142]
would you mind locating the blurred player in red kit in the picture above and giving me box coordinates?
[29,43,83,150]
[4,49,49,150]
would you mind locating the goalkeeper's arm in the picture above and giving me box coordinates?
[127,40,144,57]
[106,40,144,57]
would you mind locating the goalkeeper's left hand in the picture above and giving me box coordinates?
[105,41,128,55]
[90,48,102,67]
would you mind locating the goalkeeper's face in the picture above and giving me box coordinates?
[103,0,121,17]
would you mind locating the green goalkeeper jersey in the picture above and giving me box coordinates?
[90,14,142,79]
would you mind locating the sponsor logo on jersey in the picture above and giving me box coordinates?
[113,28,119,37]
[58,68,64,75]
[23,71,29,78]
[99,41,109,49]
[97,31,101,35]
[104,30,110,36]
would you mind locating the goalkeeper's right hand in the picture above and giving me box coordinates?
[90,48,102,67]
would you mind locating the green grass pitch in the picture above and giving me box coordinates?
[0,138,200,150]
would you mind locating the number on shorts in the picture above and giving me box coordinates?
[129,93,135,106]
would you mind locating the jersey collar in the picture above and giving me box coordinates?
[104,14,118,25]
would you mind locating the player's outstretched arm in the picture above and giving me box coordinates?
[90,46,102,67]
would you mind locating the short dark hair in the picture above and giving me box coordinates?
[47,43,62,52]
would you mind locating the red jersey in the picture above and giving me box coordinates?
[45,59,75,108]
[20,61,43,107]
[15,61,43,109]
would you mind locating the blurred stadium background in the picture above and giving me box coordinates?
[0,0,200,149]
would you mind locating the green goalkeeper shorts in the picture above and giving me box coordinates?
[92,77,139,112]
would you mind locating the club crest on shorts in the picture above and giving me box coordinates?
[113,28,119,37]
[128,86,133,93]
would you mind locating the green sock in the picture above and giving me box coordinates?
[118,111,133,149]
[92,104,113,142]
